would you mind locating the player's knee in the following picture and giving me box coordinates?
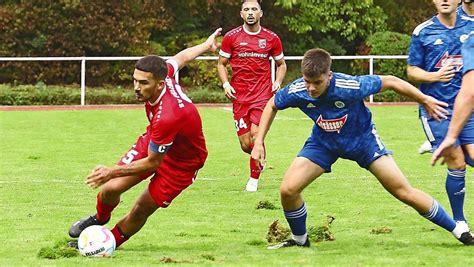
[280,184,299,200]
[101,184,123,200]
[240,143,252,153]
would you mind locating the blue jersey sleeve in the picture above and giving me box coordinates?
[407,33,425,67]
[332,73,381,101]
[463,34,474,75]
[359,75,382,97]
[274,78,306,110]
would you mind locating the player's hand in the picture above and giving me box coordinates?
[431,137,457,166]
[205,28,222,53]
[223,82,237,100]
[86,165,113,189]
[251,142,266,169]
[272,82,281,93]
[436,64,455,83]
[422,95,448,122]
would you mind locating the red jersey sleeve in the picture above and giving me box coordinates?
[271,35,284,61]
[166,59,179,77]
[219,34,233,59]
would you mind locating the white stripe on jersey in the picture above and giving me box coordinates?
[413,19,434,36]
[335,78,360,90]
[219,50,231,59]
[288,82,307,94]
[461,16,474,22]
[174,84,193,103]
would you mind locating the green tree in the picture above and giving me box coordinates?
[275,0,388,42]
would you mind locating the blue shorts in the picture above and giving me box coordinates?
[297,126,393,172]
[420,113,474,149]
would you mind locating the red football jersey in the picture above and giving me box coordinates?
[219,25,284,104]
[144,59,208,170]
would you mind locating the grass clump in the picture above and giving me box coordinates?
[37,238,79,259]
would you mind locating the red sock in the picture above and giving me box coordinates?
[96,192,118,223]
[249,143,265,179]
[111,225,129,248]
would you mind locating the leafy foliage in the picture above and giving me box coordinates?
[275,0,388,55]
[366,31,412,102]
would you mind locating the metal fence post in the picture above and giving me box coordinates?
[81,58,86,106]
[369,57,374,103]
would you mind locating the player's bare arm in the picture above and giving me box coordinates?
[251,96,278,166]
[173,28,222,70]
[272,58,287,92]
[86,150,164,188]
[217,56,236,99]
[379,75,448,121]
[407,64,456,83]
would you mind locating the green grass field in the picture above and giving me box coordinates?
[1,105,473,266]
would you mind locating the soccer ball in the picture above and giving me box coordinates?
[78,225,116,257]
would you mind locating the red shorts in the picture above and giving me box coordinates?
[232,100,268,136]
[117,133,197,208]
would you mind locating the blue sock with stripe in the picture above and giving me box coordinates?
[421,199,456,231]
[446,168,466,222]
[284,203,307,244]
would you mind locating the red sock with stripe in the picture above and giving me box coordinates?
[111,225,129,248]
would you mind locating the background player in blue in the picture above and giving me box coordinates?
[433,33,474,164]
[458,0,474,17]
[251,48,474,249]
[407,0,474,232]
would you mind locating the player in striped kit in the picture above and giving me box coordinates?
[251,48,474,248]
[217,0,287,192]
[407,0,474,234]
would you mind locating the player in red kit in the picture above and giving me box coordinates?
[67,28,221,249]
[217,0,287,192]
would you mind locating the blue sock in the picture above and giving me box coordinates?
[421,199,456,231]
[284,203,307,236]
[446,168,466,222]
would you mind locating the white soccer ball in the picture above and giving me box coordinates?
[78,225,116,257]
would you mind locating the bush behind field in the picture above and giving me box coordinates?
[0,84,229,105]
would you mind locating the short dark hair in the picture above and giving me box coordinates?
[301,48,332,78]
[135,55,168,80]
[241,0,262,8]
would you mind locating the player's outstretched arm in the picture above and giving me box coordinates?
[379,75,448,122]
[407,64,455,83]
[85,150,164,188]
[251,96,278,166]
[172,28,222,70]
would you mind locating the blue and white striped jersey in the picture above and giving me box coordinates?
[408,14,473,110]
[463,33,474,75]
[274,73,381,152]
